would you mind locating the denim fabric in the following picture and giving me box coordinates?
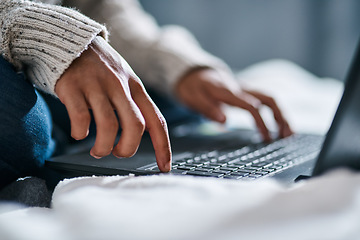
[0,56,55,189]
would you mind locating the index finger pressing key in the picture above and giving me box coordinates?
[129,79,172,172]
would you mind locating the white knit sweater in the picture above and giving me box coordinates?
[0,0,108,95]
[0,0,229,96]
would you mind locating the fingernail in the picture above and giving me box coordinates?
[90,151,101,159]
[264,136,272,143]
[216,113,226,123]
[164,161,172,172]
[112,150,121,158]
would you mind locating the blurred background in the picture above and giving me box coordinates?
[139,0,360,81]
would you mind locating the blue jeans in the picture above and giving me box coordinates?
[0,57,55,189]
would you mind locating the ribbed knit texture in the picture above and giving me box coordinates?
[63,0,232,96]
[1,0,231,97]
[0,0,108,95]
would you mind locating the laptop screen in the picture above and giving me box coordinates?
[313,39,360,175]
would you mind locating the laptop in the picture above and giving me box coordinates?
[45,39,360,183]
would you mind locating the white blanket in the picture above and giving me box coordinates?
[1,170,360,240]
[1,60,356,240]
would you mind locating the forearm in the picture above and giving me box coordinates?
[0,0,108,95]
[64,0,231,96]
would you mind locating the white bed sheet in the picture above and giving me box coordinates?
[1,59,357,240]
[1,170,360,240]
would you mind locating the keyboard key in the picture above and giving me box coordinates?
[263,163,274,168]
[224,165,240,170]
[185,163,203,168]
[201,165,216,170]
[177,166,195,171]
[217,155,228,162]
[228,158,241,164]
[241,176,256,180]
[209,163,225,168]
[223,175,242,180]
[176,161,186,166]
[230,171,250,177]
[262,168,275,173]
[248,174,263,178]
[186,171,224,178]
[194,168,211,172]
[251,162,270,168]
[232,163,246,167]
[169,169,187,175]
[235,169,254,174]
[243,166,261,171]
[151,167,160,171]
[240,155,250,161]
[255,171,271,175]
[209,158,218,163]
[207,151,218,157]
[212,170,231,174]
[219,167,238,172]
[271,165,283,170]
[239,158,254,163]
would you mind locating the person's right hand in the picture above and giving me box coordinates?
[176,68,293,142]
[55,36,171,172]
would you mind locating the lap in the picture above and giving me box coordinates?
[0,57,55,188]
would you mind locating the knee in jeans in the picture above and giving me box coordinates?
[23,91,56,166]
[0,83,55,179]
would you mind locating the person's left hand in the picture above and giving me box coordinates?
[175,68,293,141]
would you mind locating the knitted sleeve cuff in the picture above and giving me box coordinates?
[1,1,108,95]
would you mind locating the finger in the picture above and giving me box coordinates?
[195,92,226,123]
[87,90,119,158]
[111,91,145,158]
[183,88,226,123]
[129,78,172,172]
[60,89,91,141]
[244,90,293,138]
[206,87,272,141]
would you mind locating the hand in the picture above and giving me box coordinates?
[55,37,171,172]
[175,68,293,141]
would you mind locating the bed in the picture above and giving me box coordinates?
[1,59,357,240]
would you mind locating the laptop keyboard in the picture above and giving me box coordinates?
[146,134,323,180]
